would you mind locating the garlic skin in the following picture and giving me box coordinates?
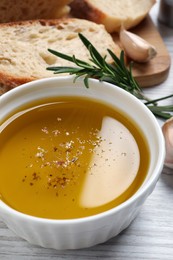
[120,28,157,63]
[162,117,173,170]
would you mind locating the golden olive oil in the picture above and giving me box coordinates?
[0,97,150,219]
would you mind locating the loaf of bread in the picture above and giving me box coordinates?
[0,18,121,90]
[70,0,156,33]
[0,0,72,23]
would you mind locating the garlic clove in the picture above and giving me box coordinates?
[162,117,173,170]
[120,28,157,63]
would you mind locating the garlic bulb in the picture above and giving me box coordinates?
[162,117,173,170]
[120,28,157,63]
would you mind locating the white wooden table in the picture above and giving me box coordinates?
[0,1,173,259]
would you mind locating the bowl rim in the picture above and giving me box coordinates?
[0,76,165,224]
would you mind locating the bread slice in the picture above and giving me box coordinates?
[0,18,121,89]
[70,0,156,33]
[0,0,72,23]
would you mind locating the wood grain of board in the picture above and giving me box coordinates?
[112,15,171,88]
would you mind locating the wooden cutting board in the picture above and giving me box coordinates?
[112,15,171,88]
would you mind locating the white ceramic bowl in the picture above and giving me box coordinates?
[0,76,165,250]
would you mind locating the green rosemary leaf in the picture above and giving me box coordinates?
[78,33,105,67]
[148,105,173,112]
[88,45,106,68]
[48,49,90,68]
[107,49,123,68]
[129,62,141,91]
[72,55,94,69]
[145,94,173,105]
[84,75,90,88]
[120,51,126,69]
[47,66,81,73]
[72,73,89,86]
[148,109,172,120]
[48,49,74,63]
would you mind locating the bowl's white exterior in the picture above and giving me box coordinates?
[0,76,165,250]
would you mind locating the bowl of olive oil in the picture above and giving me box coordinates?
[0,76,165,249]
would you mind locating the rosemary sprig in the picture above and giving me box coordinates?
[47,33,173,120]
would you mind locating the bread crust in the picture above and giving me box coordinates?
[0,71,37,90]
[70,0,106,24]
